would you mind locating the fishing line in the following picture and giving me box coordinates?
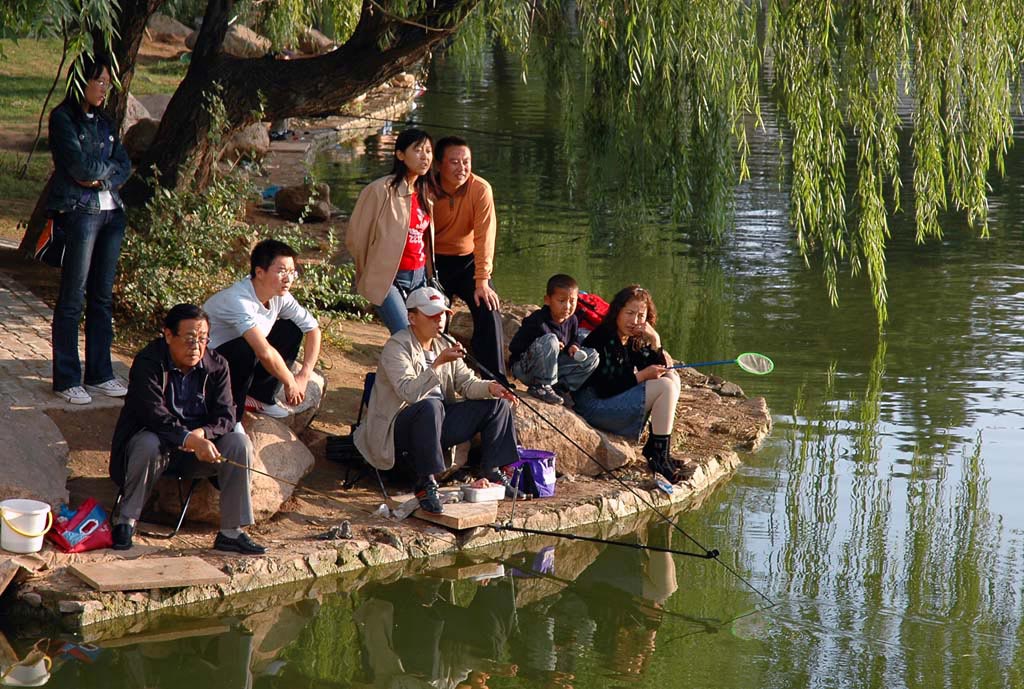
[491,523,717,559]
[438,332,773,604]
[217,457,462,552]
[503,549,730,631]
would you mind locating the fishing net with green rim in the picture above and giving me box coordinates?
[736,352,774,375]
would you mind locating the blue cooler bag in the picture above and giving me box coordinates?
[505,448,557,498]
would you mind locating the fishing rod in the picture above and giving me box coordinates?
[216,457,461,552]
[437,331,773,605]
[491,522,717,559]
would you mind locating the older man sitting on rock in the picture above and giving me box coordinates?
[354,287,522,513]
[108,304,265,554]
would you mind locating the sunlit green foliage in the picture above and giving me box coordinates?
[7,0,1024,321]
[768,0,1022,323]
[1,0,121,94]
[468,0,1024,323]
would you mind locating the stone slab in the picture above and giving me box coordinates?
[69,556,229,592]
[386,494,497,530]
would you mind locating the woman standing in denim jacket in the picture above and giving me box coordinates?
[46,54,132,405]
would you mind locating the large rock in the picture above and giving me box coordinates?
[122,118,160,163]
[147,13,191,41]
[297,27,335,55]
[0,409,68,509]
[274,183,332,222]
[275,366,326,433]
[449,302,535,370]
[121,93,152,136]
[155,417,315,524]
[221,122,270,162]
[186,23,271,58]
[513,403,635,477]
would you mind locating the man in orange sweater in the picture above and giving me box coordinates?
[432,136,509,385]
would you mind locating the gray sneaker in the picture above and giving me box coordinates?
[527,384,564,405]
[85,378,128,397]
[55,386,92,405]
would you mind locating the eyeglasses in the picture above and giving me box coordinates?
[88,79,109,91]
[177,334,211,347]
[276,269,299,280]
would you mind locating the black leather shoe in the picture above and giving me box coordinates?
[112,523,134,550]
[213,531,267,555]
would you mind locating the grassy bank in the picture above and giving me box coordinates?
[0,37,187,240]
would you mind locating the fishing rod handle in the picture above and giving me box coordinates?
[670,359,737,369]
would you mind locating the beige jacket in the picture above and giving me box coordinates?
[345,175,435,306]
[353,327,495,470]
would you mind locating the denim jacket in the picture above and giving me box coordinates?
[45,101,132,214]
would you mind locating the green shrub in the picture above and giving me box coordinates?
[117,170,367,337]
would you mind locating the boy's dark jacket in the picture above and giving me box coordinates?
[508,306,583,365]
[109,338,236,487]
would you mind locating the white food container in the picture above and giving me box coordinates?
[460,484,506,502]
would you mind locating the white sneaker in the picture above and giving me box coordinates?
[56,386,92,405]
[85,378,128,397]
[245,396,290,419]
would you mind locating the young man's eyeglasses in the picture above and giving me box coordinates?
[276,268,299,280]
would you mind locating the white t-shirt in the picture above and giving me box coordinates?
[204,276,319,349]
[84,112,117,210]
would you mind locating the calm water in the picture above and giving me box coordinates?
[9,48,1024,688]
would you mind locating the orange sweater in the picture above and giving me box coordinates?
[432,174,497,281]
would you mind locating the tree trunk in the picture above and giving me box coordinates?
[117,0,479,203]
[98,0,168,126]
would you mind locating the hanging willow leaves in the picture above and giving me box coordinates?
[476,0,1023,322]
[9,0,1023,323]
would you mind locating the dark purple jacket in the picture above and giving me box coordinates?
[109,337,235,487]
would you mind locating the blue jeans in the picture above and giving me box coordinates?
[511,334,599,390]
[573,383,648,439]
[376,268,426,334]
[52,209,126,391]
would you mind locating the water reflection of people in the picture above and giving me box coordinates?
[514,521,678,683]
[353,576,518,689]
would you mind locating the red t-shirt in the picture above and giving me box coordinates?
[398,193,430,271]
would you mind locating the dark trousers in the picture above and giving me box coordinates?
[435,254,508,382]
[215,319,303,422]
[393,398,519,480]
[52,208,126,390]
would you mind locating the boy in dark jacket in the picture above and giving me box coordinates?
[108,304,264,554]
[508,274,599,404]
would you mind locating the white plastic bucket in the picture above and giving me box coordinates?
[0,499,52,554]
[1,655,51,687]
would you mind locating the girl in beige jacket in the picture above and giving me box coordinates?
[345,128,438,334]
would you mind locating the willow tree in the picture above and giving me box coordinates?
[6,0,1024,321]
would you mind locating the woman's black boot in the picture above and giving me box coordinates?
[642,433,679,484]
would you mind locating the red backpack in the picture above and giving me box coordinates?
[576,291,609,331]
